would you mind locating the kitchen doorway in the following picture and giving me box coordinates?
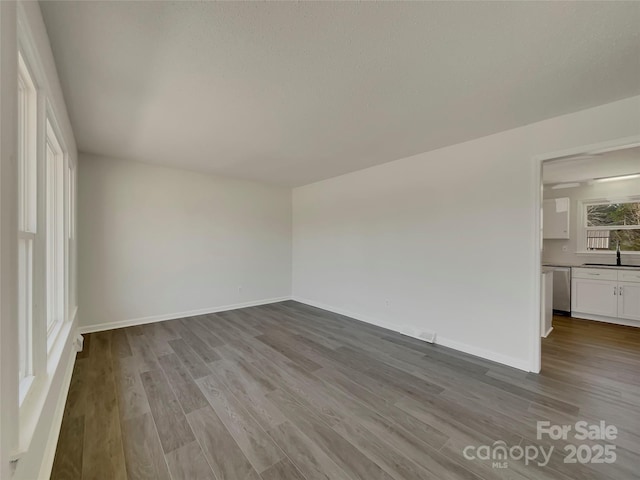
[532,136,640,373]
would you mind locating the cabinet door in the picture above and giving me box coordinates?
[572,278,618,317]
[543,199,570,239]
[618,283,640,321]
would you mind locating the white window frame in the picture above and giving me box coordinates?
[11,5,78,464]
[44,116,66,349]
[578,196,640,255]
[17,52,38,403]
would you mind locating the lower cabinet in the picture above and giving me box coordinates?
[571,278,618,317]
[572,268,640,323]
[618,282,640,321]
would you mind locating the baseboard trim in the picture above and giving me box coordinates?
[37,343,76,480]
[570,312,640,328]
[78,296,292,334]
[542,326,554,338]
[434,336,530,371]
[292,296,530,372]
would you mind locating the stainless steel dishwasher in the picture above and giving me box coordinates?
[551,267,571,315]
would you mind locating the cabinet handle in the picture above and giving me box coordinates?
[587,273,600,276]
[619,286,623,296]
[614,286,617,295]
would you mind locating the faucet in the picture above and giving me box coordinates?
[617,241,622,266]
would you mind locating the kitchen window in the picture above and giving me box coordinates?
[583,200,640,252]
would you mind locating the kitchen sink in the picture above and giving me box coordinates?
[583,263,640,268]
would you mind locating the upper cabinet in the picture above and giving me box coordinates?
[543,198,570,239]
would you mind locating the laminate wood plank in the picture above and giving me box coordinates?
[218,309,264,337]
[266,421,352,480]
[213,359,287,430]
[127,332,161,373]
[249,354,349,426]
[175,318,221,363]
[255,332,323,372]
[158,353,209,414]
[260,458,306,480]
[111,328,133,358]
[233,334,311,377]
[313,366,449,451]
[355,416,483,480]
[336,346,446,398]
[155,319,182,340]
[191,316,226,348]
[332,417,435,480]
[167,337,211,379]
[82,332,127,480]
[230,306,269,329]
[51,415,84,480]
[201,313,240,344]
[395,394,523,447]
[139,323,174,357]
[214,344,279,393]
[63,357,89,419]
[197,373,285,473]
[113,355,151,420]
[120,413,171,480]
[164,441,216,480]
[266,388,395,480]
[140,369,196,453]
[186,406,259,480]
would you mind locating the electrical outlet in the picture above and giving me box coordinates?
[562,245,568,252]
[238,286,243,294]
[384,299,391,307]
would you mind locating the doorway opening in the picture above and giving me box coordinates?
[532,136,640,373]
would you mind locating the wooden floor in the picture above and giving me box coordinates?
[51,303,640,480]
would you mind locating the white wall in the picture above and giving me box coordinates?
[78,154,292,330]
[543,178,640,266]
[292,96,640,371]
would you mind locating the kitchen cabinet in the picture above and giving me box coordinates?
[618,283,640,321]
[572,278,618,317]
[572,267,640,323]
[543,198,570,240]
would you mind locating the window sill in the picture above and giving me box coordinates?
[12,320,74,461]
[18,375,35,407]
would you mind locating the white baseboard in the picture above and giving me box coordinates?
[37,344,76,480]
[434,336,530,371]
[292,296,531,372]
[542,326,554,338]
[78,296,292,334]
[570,312,640,328]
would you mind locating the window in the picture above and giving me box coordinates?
[17,53,37,396]
[584,200,640,252]
[45,119,65,346]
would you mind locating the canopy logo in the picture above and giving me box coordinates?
[463,441,553,469]
[462,420,618,469]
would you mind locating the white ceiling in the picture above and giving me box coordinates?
[543,146,640,184]
[40,1,640,186]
